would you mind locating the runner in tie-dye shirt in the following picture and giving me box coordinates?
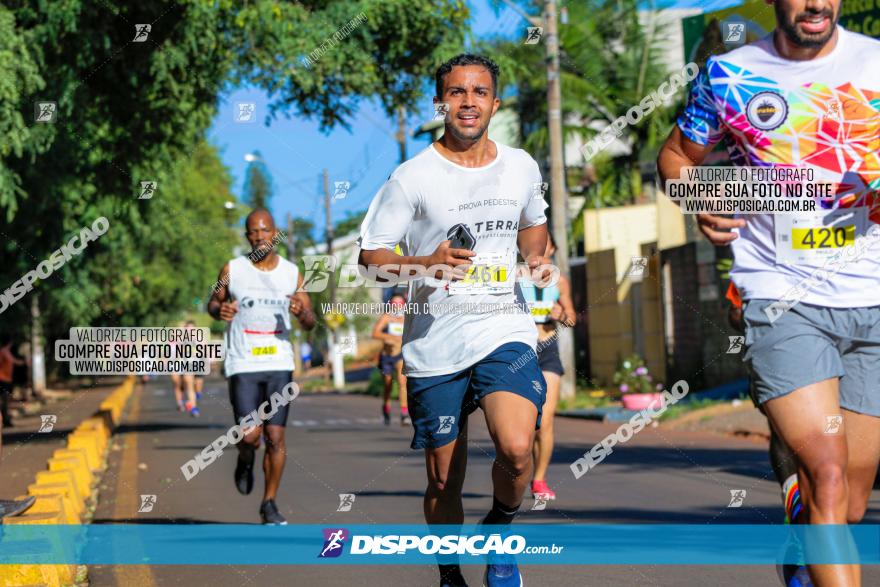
[659,2,880,586]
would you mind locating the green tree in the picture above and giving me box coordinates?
[334,210,367,237]
[290,216,316,256]
[490,0,682,206]
[242,150,274,211]
[0,0,471,379]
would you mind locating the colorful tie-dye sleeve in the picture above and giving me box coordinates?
[677,57,725,146]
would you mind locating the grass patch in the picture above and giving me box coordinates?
[557,388,616,412]
[657,397,727,422]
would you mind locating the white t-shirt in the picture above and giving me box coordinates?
[359,142,548,377]
[224,256,298,376]
[677,27,880,307]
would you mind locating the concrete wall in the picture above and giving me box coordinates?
[583,200,688,385]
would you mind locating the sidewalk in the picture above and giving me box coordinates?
[1,377,125,498]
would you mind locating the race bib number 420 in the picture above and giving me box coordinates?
[775,208,866,266]
[447,252,515,295]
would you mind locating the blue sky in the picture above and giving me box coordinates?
[207,0,740,237]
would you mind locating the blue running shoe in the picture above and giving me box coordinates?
[190,407,200,418]
[483,560,522,587]
[782,565,812,586]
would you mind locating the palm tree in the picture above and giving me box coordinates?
[490,0,684,207]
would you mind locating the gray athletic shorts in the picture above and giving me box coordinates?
[743,299,880,416]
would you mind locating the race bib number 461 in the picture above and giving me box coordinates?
[448,252,515,295]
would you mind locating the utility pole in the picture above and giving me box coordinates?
[395,105,408,164]
[324,169,345,389]
[544,0,575,400]
[287,212,303,374]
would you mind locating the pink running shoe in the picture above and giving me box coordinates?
[531,479,556,500]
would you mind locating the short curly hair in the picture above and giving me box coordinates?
[435,53,500,98]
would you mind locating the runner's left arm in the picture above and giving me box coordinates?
[551,274,577,328]
[290,272,316,330]
[518,159,552,283]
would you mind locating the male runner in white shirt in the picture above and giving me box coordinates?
[360,53,552,587]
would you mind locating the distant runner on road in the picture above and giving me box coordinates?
[207,208,315,525]
[519,234,576,502]
[372,294,410,426]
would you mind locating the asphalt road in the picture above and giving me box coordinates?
[88,375,880,586]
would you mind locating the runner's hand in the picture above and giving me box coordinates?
[219,300,238,321]
[550,302,564,322]
[697,213,746,245]
[525,254,555,286]
[289,295,304,317]
[428,240,475,280]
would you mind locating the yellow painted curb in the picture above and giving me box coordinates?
[2,514,77,585]
[71,429,106,456]
[16,493,80,525]
[51,449,92,482]
[5,376,136,587]
[66,436,101,472]
[28,484,82,517]
[0,563,65,587]
[34,471,82,510]
[47,457,91,499]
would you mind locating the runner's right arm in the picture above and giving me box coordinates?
[657,63,745,246]
[207,263,238,322]
[358,178,473,279]
[371,314,395,346]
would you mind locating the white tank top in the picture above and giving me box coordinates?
[224,255,298,376]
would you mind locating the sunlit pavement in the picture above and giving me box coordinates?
[87,376,880,586]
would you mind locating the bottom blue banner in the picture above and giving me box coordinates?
[0,524,877,565]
